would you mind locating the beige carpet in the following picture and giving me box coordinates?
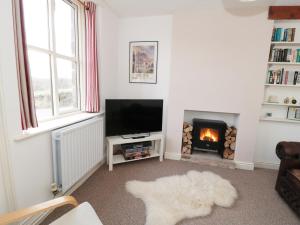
[41,159,300,225]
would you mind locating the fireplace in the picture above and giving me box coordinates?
[192,119,227,157]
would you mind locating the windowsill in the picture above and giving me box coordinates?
[15,111,104,141]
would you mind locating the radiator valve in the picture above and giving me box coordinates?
[51,183,59,195]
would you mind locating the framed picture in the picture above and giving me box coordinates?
[129,41,158,84]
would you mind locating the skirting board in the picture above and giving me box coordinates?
[164,151,181,160]
[234,161,254,170]
[20,159,105,225]
[254,162,279,170]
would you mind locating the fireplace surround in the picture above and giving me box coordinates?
[192,119,227,157]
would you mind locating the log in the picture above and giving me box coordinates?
[224,141,230,148]
[230,142,236,151]
[182,122,193,155]
[223,148,234,160]
[228,152,235,160]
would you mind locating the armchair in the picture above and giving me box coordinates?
[275,141,300,217]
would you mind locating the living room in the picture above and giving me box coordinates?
[0,0,300,225]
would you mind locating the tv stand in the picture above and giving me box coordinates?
[107,132,164,171]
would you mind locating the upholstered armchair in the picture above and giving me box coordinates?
[276,141,300,217]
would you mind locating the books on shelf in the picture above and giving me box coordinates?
[121,141,152,160]
[272,27,296,42]
[267,68,300,85]
[269,46,300,62]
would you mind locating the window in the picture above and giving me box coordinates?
[23,0,82,121]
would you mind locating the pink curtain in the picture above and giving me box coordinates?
[85,2,100,113]
[13,0,38,130]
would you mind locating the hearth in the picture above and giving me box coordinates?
[192,119,227,157]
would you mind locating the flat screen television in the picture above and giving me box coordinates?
[106,99,163,136]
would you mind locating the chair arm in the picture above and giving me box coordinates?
[276,141,300,160]
[0,196,78,225]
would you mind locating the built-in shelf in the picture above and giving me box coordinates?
[262,102,300,107]
[264,84,300,88]
[271,41,300,46]
[260,117,300,124]
[268,62,300,66]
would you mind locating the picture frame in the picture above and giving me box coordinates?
[129,41,158,84]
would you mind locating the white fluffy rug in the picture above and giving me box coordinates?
[126,170,238,225]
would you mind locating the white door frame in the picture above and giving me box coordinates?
[0,64,16,212]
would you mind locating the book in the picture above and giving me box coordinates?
[272,27,296,42]
[269,48,293,62]
[294,71,298,85]
[284,71,289,84]
[268,71,274,84]
[288,71,295,85]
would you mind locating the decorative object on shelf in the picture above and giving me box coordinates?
[181,122,193,157]
[284,97,290,104]
[268,95,279,103]
[287,106,300,120]
[266,112,273,117]
[129,41,158,84]
[291,97,298,104]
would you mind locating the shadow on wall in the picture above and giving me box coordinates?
[222,0,273,16]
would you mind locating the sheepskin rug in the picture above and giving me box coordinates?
[126,170,238,225]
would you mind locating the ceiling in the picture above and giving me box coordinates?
[103,0,300,17]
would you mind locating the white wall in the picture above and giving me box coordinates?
[98,1,119,109]
[0,0,118,210]
[0,163,8,214]
[115,15,173,132]
[165,7,273,165]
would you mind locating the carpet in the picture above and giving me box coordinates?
[126,170,238,225]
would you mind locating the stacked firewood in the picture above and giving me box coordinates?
[182,122,193,155]
[223,126,237,160]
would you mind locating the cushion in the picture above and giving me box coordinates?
[50,202,103,225]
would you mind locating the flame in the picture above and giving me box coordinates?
[200,128,219,142]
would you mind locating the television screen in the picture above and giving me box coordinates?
[105,99,163,136]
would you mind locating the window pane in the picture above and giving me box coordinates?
[23,0,49,49]
[28,50,53,120]
[54,0,76,57]
[56,58,78,112]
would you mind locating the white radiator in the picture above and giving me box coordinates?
[52,117,103,194]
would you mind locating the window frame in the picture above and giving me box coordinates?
[25,0,85,122]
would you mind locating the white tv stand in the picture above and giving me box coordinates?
[107,132,165,171]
